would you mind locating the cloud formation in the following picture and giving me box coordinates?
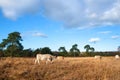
[98,31,111,34]
[89,38,100,43]
[111,35,120,39]
[22,31,47,38]
[0,0,41,20]
[0,0,120,28]
[32,32,47,38]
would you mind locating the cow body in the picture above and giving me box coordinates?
[35,54,56,64]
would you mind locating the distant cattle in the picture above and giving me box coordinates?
[94,55,102,59]
[115,55,119,59]
[35,54,57,64]
[57,56,64,60]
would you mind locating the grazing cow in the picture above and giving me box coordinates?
[35,54,57,64]
[115,55,119,59]
[57,56,64,60]
[94,55,102,59]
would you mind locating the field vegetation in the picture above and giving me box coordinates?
[0,57,120,80]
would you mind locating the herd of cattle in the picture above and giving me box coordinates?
[34,54,120,64]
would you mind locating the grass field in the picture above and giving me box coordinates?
[0,57,120,80]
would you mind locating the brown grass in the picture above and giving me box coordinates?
[0,57,120,80]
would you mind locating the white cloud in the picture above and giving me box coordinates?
[32,32,47,37]
[111,35,120,39]
[42,0,120,28]
[98,31,111,34]
[43,0,120,28]
[43,0,84,28]
[101,1,120,22]
[22,31,47,38]
[0,0,120,28]
[89,38,100,43]
[0,0,41,20]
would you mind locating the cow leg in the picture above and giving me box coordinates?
[46,61,47,64]
[48,59,53,64]
[38,59,40,64]
[35,59,37,64]
[46,59,51,64]
[35,59,40,64]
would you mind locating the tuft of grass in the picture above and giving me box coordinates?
[0,57,120,80]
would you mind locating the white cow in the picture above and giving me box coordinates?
[94,55,102,59]
[57,56,64,60]
[115,55,119,59]
[35,54,57,64]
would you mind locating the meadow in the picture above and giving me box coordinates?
[0,57,120,80]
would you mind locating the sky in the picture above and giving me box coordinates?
[0,0,120,52]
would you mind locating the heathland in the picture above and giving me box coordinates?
[0,57,120,80]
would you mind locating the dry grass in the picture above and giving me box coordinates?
[0,57,120,80]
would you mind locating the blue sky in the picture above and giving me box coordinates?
[0,0,120,52]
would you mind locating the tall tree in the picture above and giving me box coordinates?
[0,32,23,57]
[118,46,120,52]
[58,47,67,53]
[58,46,68,56]
[33,48,42,56]
[84,44,95,56]
[89,47,95,52]
[41,47,53,55]
[70,44,80,57]
[84,44,90,53]
[22,48,33,57]
[0,49,3,57]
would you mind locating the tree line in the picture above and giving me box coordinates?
[0,32,120,57]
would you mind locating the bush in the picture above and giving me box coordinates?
[81,51,120,57]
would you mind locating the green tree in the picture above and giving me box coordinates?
[70,44,80,57]
[84,44,95,56]
[58,46,68,56]
[58,47,67,52]
[41,47,53,55]
[84,44,90,53]
[89,47,95,52]
[0,39,8,49]
[0,49,3,57]
[118,46,120,52]
[21,48,33,57]
[0,32,23,57]
[33,48,42,57]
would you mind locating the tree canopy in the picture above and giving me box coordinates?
[118,46,120,52]
[58,46,68,56]
[70,44,80,57]
[0,32,23,57]
[84,44,95,56]
[40,47,53,55]
[0,31,119,57]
